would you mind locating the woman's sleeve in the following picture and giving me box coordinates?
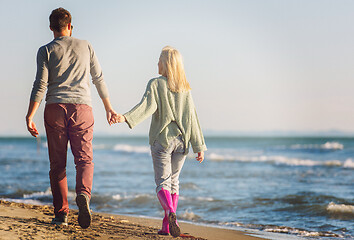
[189,95,207,153]
[124,80,158,129]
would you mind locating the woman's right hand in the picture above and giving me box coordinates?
[114,114,126,123]
[196,151,204,163]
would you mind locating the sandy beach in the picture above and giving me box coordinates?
[0,200,266,240]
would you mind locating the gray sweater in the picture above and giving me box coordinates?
[30,36,109,106]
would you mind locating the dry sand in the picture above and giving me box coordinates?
[0,200,266,240]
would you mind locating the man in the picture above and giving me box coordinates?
[25,8,117,228]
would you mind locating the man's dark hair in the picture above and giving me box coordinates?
[49,8,71,32]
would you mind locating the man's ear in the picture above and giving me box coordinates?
[67,23,72,30]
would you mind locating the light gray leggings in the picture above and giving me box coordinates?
[151,136,187,195]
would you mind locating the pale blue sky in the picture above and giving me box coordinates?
[1,0,354,136]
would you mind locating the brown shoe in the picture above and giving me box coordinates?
[51,213,68,226]
[76,193,91,228]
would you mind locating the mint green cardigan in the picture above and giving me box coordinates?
[124,76,207,154]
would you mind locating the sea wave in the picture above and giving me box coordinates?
[179,196,215,202]
[0,198,45,206]
[223,222,344,238]
[179,209,201,221]
[326,202,354,219]
[113,144,150,154]
[23,188,76,200]
[263,226,343,238]
[207,153,346,168]
[23,188,52,199]
[290,141,343,151]
[343,159,354,168]
[112,193,154,203]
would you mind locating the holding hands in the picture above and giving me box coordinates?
[106,109,118,125]
[115,114,126,123]
[102,98,123,125]
[106,111,128,125]
[110,113,126,124]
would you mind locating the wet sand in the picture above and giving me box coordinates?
[0,200,266,239]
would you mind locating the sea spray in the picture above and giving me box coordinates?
[179,209,201,221]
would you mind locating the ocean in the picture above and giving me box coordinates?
[0,136,353,239]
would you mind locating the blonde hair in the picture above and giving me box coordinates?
[159,46,191,93]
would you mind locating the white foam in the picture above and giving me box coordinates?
[219,222,342,239]
[207,153,345,168]
[195,197,214,202]
[180,196,214,202]
[113,144,150,154]
[322,142,344,150]
[290,142,343,150]
[23,188,52,198]
[112,193,153,201]
[264,226,342,238]
[327,202,354,214]
[0,198,46,206]
[23,188,76,199]
[179,209,201,221]
[112,194,122,200]
[323,160,342,167]
[223,221,243,227]
[344,158,354,168]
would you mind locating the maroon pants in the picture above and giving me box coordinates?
[44,103,94,216]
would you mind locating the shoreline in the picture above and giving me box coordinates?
[0,200,268,240]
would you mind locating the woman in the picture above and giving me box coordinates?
[116,46,207,237]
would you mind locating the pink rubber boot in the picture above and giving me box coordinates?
[157,188,181,237]
[172,193,179,226]
[159,215,169,235]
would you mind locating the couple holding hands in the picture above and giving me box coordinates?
[25,8,206,237]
